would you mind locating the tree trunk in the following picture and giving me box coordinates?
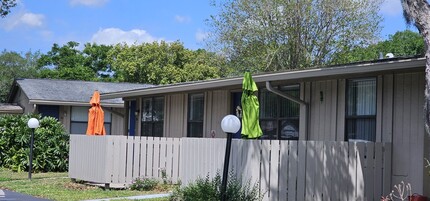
[401,0,430,134]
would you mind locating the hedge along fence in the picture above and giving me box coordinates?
[0,114,69,172]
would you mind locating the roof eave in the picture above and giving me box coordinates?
[28,100,124,108]
[100,57,426,99]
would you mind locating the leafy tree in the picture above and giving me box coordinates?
[108,41,224,84]
[37,41,113,81]
[401,0,430,133]
[1,0,16,17]
[83,43,113,78]
[0,114,69,172]
[208,0,383,73]
[331,30,425,64]
[0,50,39,102]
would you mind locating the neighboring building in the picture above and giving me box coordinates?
[101,56,430,195]
[0,103,23,114]
[7,78,153,135]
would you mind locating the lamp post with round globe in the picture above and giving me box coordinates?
[220,115,241,201]
[27,118,39,180]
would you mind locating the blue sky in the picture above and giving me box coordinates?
[0,0,417,54]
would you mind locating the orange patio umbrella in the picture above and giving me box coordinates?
[86,90,106,135]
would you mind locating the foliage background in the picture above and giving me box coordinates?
[0,114,69,172]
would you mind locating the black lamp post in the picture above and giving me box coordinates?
[220,115,241,201]
[27,118,39,180]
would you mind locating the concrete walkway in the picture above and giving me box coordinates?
[0,189,170,201]
[0,189,50,201]
[83,193,171,201]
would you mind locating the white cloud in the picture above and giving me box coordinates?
[0,11,45,30]
[175,15,191,23]
[380,0,403,16]
[20,13,44,27]
[70,0,109,7]
[91,28,162,45]
[195,29,209,42]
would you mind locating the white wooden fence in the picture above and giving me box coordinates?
[69,136,181,185]
[181,138,392,201]
[69,136,392,201]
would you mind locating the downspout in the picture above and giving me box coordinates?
[265,81,309,140]
[32,104,37,113]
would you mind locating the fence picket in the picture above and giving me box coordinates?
[146,137,154,178]
[305,141,315,201]
[171,138,180,183]
[348,143,356,201]
[126,136,134,184]
[297,141,306,201]
[279,141,288,201]
[356,143,365,201]
[374,143,383,200]
[139,137,147,177]
[287,141,298,201]
[323,141,333,201]
[365,143,375,201]
[165,138,173,183]
[261,140,270,201]
[270,140,280,201]
[132,137,140,180]
[117,136,127,184]
[339,142,348,200]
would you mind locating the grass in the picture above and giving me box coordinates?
[0,168,171,201]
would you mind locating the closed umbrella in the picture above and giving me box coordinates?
[86,90,106,135]
[241,72,262,138]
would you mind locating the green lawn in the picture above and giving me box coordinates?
[0,168,171,201]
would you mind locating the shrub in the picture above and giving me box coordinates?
[130,177,159,191]
[0,114,69,172]
[170,172,262,201]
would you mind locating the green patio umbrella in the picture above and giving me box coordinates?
[241,72,262,138]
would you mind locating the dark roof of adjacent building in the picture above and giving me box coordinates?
[8,79,154,107]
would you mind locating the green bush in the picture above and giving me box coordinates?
[170,172,262,201]
[0,114,69,172]
[130,177,159,191]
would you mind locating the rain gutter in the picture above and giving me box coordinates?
[265,81,309,139]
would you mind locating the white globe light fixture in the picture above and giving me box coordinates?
[220,114,241,201]
[27,118,39,129]
[27,118,39,180]
[221,115,241,134]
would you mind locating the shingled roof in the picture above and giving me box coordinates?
[8,79,153,107]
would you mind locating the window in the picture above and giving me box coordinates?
[141,97,164,137]
[346,78,376,141]
[70,106,111,135]
[188,93,204,137]
[259,85,300,140]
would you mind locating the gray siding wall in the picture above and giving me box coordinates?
[391,72,427,195]
[164,94,187,138]
[111,108,125,135]
[301,72,427,196]
[59,106,71,132]
[163,91,230,138]
[203,90,230,138]
[13,88,34,113]
[308,80,338,141]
